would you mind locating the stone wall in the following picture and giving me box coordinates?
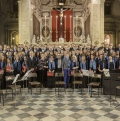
[111,0,120,16]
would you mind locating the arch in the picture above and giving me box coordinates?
[11,31,19,45]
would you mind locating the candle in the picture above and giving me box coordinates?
[45,16,46,37]
[70,16,72,31]
[65,16,66,31]
[76,16,77,32]
[56,16,58,31]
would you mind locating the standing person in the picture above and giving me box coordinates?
[62,53,71,88]
[55,53,62,73]
[108,55,115,71]
[5,58,14,76]
[26,51,36,72]
[71,55,79,73]
[47,55,55,88]
[98,54,106,86]
[26,51,37,84]
[98,54,106,73]
[13,55,21,76]
[48,55,55,72]
[37,54,48,87]
[0,55,6,89]
[21,56,27,75]
[89,54,96,73]
[80,55,88,71]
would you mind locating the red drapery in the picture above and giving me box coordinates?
[52,10,73,42]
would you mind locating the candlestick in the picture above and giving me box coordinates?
[45,16,46,38]
[70,16,71,31]
[76,16,77,32]
[65,16,66,31]
[56,16,58,31]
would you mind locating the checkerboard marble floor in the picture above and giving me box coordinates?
[0,88,120,121]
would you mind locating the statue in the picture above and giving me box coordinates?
[32,35,36,44]
[87,35,91,45]
[79,35,85,43]
[104,35,110,45]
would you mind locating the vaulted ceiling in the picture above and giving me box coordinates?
[41,0,85,5]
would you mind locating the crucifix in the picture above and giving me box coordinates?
[55,6,69,39]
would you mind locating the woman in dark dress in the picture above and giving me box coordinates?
[37,54,48,87]
[98,54,106,86]
[13,55,21,76]
[108,55,115,71]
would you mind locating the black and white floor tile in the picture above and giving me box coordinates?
[0,88,120,121]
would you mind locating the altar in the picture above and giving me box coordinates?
[18,0,105,46]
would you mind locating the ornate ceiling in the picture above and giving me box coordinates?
[41,0,85,5]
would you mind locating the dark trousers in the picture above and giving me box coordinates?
[38,69,47,87]
[56,68,62,73]
[64,68,70,87]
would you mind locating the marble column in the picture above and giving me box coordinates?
[18,0,31,44]
[90,0,105,46]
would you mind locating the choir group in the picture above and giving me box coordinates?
[0,43,120,89]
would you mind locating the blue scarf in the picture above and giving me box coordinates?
[90,60,96,70]
[13,60,21,71]
[0,62,4,68]
[80,62,86,70]
[48,61,55,71]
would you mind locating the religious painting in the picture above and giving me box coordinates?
[74,26,82,38]
[33,14,40,41]
[42,26,50,38]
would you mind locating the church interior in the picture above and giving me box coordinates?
[0,0,120,121]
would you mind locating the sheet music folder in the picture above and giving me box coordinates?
[82,70,94,77]
[21,70,32,81]
[12,74,20,84]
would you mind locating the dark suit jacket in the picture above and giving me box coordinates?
[54,58,62,72]
[26,57,36,70]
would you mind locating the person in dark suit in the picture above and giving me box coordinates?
[37,54,48,87]
[70,55,79,73]
[26,51,36,72]
[54,53,62,73]
[13,55,21,76]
